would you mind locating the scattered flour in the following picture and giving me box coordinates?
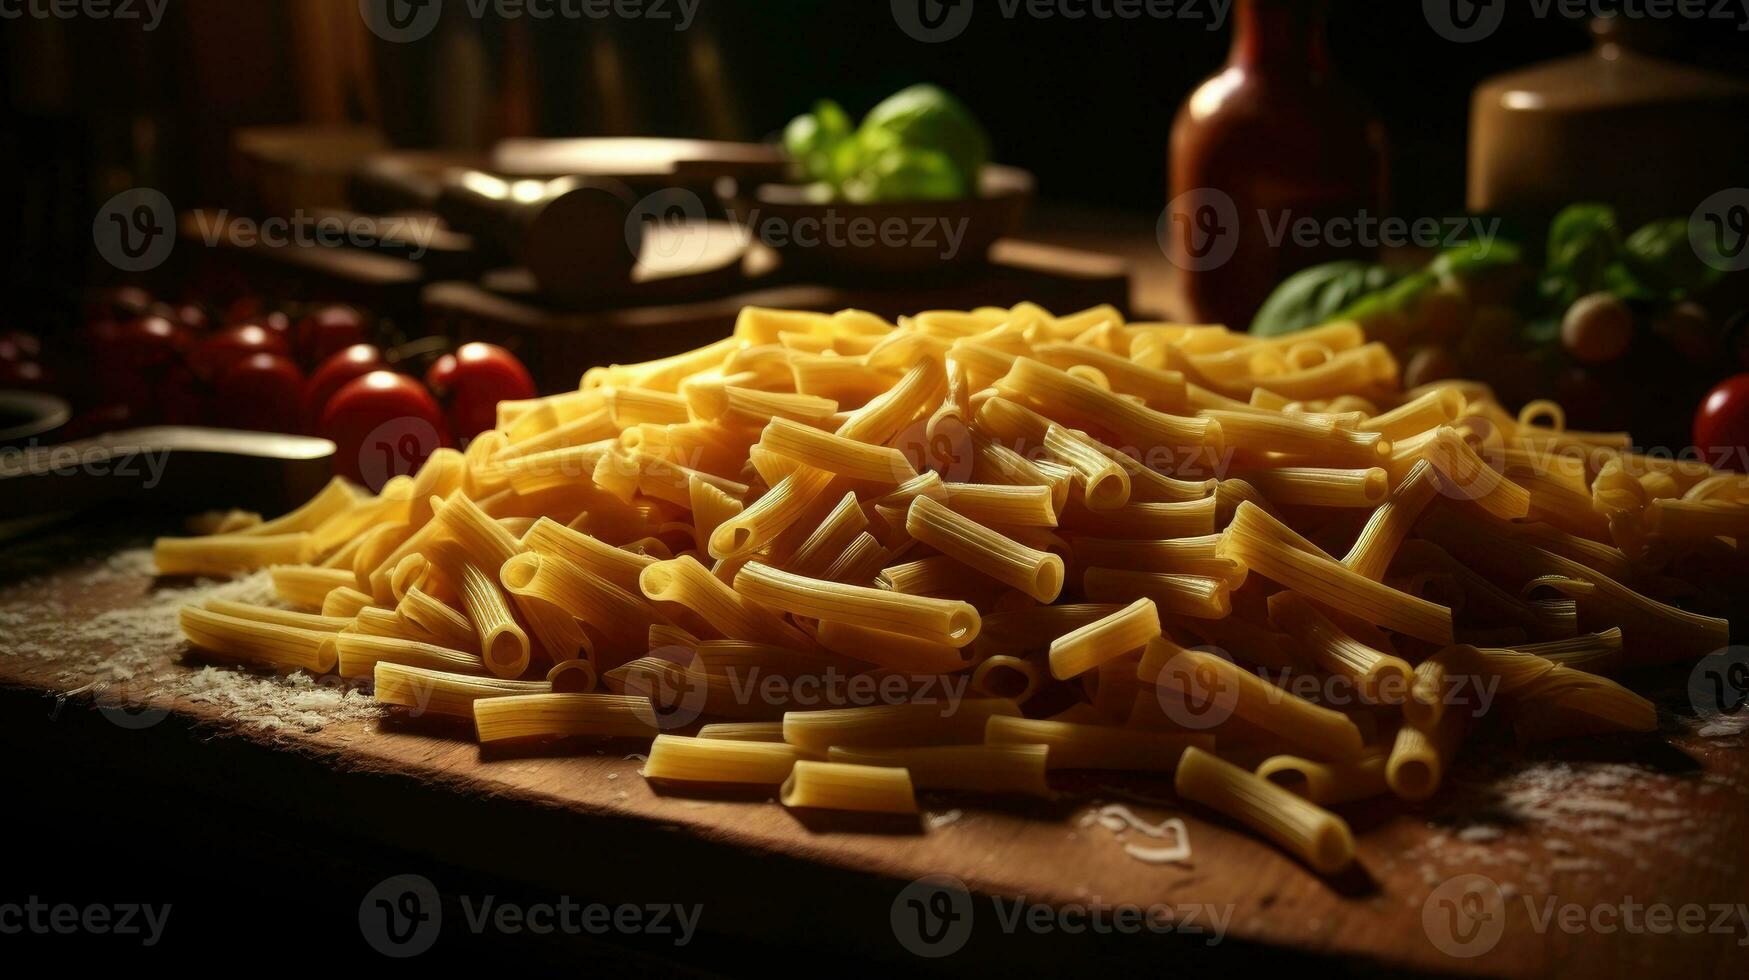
[4,548,381,734]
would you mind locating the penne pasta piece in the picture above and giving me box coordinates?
[1255,751,1391,805]
[697,721,789,742]
[779,761,918,814]
[373,662,548,719]
[759,417,918,484]
[641,556,815,650]
[1241,467,1389,508]
[828,744,1051,796]
[1082,569,1232,619]
[268,565,356,610]
[970,654,1042,703]
[905,496,1065,602]
[1266,592,1414,705]
[1143,639,1366,760]
[202,599,350,633]
[941,482,1059,528]
[155,533,313,578]
[1174,746,1355,874]
[736,561,982,648]
[709,464,836,561]
[1048,598,1160,680]
[1386,706,1468,802]
[986,715,1211,771]
[782,699,1020,754]
[645,734,802,784]
[546,657,598,693]
[178,606,338,673]
[459,561,531,679]
[473,693,660,744]
[336,631,487,678]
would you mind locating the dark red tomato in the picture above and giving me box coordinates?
[190,324,290,381]
[260,311,293,339]
[320,371,450,489]
[212,353,304,433]
[173,302,211,333]
[296,305,368,366]
[223,295,264,325]
[1695,374,1749,473]
[302,344,384,432]
[0,330,42,363]
[111,316,194,370]
[92,285,153,320]
[154,364,206,425]
[426,342,536,440]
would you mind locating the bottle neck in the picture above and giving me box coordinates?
[1230,0,1330,77]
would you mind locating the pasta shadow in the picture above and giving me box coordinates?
[784,806,925,836]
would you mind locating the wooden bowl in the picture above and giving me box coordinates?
[721,165,1033,282]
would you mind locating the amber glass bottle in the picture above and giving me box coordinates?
[1167,0,1388,329]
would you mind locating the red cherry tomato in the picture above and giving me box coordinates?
[111,316,194,370]
[223,295,264,325]
[191,324,290,382]
[426,342,536,440]
[92,285,154,320]
[1695,374,1749,473]
[212,353,304,433]
[296,305,368,366]
[302,343,385,432]
[320,371,450,490]
[173,303,211,333]
[155,364,206,426]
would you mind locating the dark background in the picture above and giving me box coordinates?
[5,0,1749,326]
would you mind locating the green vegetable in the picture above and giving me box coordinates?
[1544,202,1622,304]
[1249,261,1405,337]
[781,84,990,203]
[1622,218,1722,298]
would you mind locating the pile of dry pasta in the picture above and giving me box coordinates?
[153,303,1745,876]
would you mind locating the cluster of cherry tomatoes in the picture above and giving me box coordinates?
[9,286,536,486]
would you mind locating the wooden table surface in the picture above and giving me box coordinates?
[2,520,1745,976]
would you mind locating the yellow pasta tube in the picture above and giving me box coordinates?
[782,699,1021,754]
[905,496,1065,602]
[1342,459,1439,580]
[969,654,1042,703]
[1255,751,1390,805]
[268,565,356,609]
[521,516,656,593]
[473,693,659,744]
[322,586,375,618]
[1145,640,1366,760]
[709,464,836,561]
[1174,746,1355,874]
[1241,467,1389,508]
[1082,569,1232,619]
[1386,707,1468,802]
[201,599,350,633]
[545,657,598,693]
[736,561,981,647]
[1048,598,1160,679]
[786,492,870,578]
[828,744,1051,796]
[640,556,815,650]
[235,477,358,539]
[645,734,803,784]
[459,561,531,678]
[986,715,1211,771]
[1220,502,1453,644]
[397,586,477,653]
[373,662,548,719]
[1266,592,1414,705]
[177,606,338,673]
[758,417,918,484]
[1067,535,1245,586]
[154,533,313,577]
[779,761,917,814]
[941,482,1059,527]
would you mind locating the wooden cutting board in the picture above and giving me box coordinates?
[1,523,1744,976]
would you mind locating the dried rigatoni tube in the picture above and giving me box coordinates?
[201,600,350,633]
[1048,598,1160,679]
[782,699,1020,754]
[697,721,788,742]
[373,662,548,719]
[433,490,524,571]
[996,357,1213,454]
[1175,746,1355,874]
[645,734,802,784]
[758,417,917,484]
[1266,592,1413,704]
[1144,640,1366,760]
[737,561,981,647]
[503,551,663,650]
[1043,424,1132,511]
[905,496,1064,602]
[814,621,971,675]
[398,586,477,653]
[1199,409,1388,467]
[1386,707,1467,801]
[828,744,1051,796]
[1422,426,1530,520]
[459,561,531,678]
[986,716,1211,771]
[473,693,658,744]
[545,658,597,693]
[787,492,870,578]
[155,532,314,578]
[942,482,1059,527]
[322,586,375,618]
[1342,459,1438,580]
[521,516,656,593]
[779,761,917,814]
[709,464,835,561]
[1220,502,1453,644]
[1067,535,1245,586]
[1082,569,1231,619]
[264,564,355,609]
[178,606,337,673]
[1242,467,1389,508]
[641,556,813,650]
[1255,751,1390,805]
[336,632,488,678]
